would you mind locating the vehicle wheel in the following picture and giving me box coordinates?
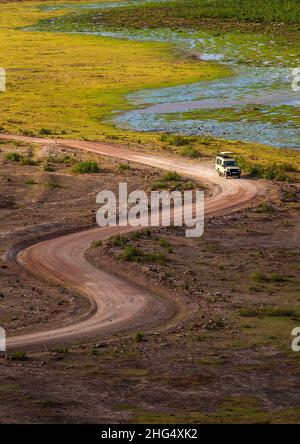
[237,174,241,179]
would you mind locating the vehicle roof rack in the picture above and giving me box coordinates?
[217,151,235,159]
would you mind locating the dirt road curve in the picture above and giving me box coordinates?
[1,135,265,350]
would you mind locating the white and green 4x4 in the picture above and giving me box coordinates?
[215,152,241,179]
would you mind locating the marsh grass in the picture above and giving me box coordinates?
[95,0,300,29]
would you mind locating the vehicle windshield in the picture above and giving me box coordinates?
[224,161,237,167]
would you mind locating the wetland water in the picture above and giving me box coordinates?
[27,1,300,149]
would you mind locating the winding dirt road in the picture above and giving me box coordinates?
[1,135,265,350]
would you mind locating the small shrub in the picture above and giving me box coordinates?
[39,127,53,136]
[25,179,37,185]
[48,346,69,354]
[162,171,181,181]
[251,271,269,283]
[151,180,170,191]
[240,307,298,319]
[20,157,38,166]
[251,271,289,283]
[180,146,202,158]
[118,245,142,261]
[7,352,27,361]
[43,162,54,172]
[135,331,145,342]
[255,203,274,213]
[46,181,61,188]
[47,154,75,164]
[109,234,129,248]
[270,273,289,282]
[5,152,21,162]
[159,238,171,248]
[144,252,167,265]
[170,135,189,146]
[72,161,100,174]
[119,163,131,171]
[91,240,103,248]
[180,181,196,190]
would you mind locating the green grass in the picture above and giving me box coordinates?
[25,179,38,185]
[20,157,38,166]
[118,162,131,171]
[255,203,274,213]
[71,161,100,174]
[7,351,27,361]
[45,181,61,188]
[5,151,38,165]
[47,154,76,164]
[237,157,296,182]
[0,384,19,392]
[151,170,199,191]
[135,331,145,342]
[239,306,299,319]
[92,0,300,29]
[118,245,167,264]
[5,151,21,162]
[91,239,103,248]
[0,1,226,139]
[118,245,142,261]
[251,271,289,283]
[180,146,202,158]
[0,1,299,178]
[108,234,130,248]
[162,171,182,182]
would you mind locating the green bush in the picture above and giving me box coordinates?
[91,240,103,248]
[162,171,181,181]
[5,152,21,162]
[118,245,142,261]
[237,158,290,181]
[135,331,145,342]
[20,157,38,166]
[109,234,129,247]
[119,163,131,171]
[270,273,289,282]
[71,161,100,174]
[180,146,202,158]
[240,307,298,319]
[251,271,269,283]
[180,181,196,190]
[169,135,190,146]
[47,154,76,164]
[39,127,53,136]
[144,252,167,265]
[255,203,274,213]
[251,271,289,283]
[7,352,27,361]
[46,181,61,188]
[25,179,38,185]
[43,162,54,172]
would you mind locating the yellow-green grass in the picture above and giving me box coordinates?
[0,1,300,174]
[0,1,228,137]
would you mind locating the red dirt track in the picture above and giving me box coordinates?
[0,135,265,350]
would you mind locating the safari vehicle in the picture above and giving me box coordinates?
[215,152,241,179]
